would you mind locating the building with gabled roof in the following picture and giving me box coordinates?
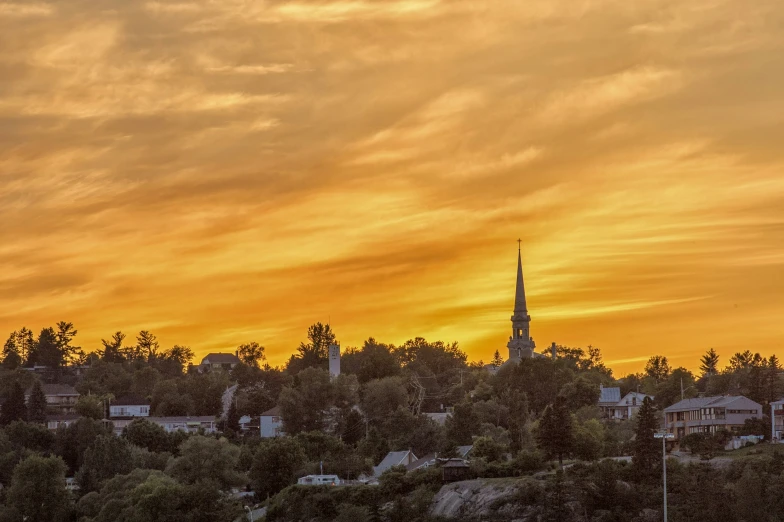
[109,395,150,418]
[260,406,284,438]
[664,395,762,442]
[198,352,241,372]
[26,383,80,415]
[373,450,418,477]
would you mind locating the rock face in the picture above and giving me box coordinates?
[430,479,524,519]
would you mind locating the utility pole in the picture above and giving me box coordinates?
[655,430,675,522]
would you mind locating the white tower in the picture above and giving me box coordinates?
[329,343,341,379]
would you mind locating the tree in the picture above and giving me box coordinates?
[237,342,266,368]
[0,382,27,425]
[632,396,660,475]
[573,419,605,461]
[340,338,401,383]
[30,327,61,368]
[361,376,408,424]
[27,380,48,423]
[123,418,172,453]
[136,330,160,361]
[644,355,671,382]
[55,321,80,367]
[278,367,335,434]
[472,436,505,462]
[2,332,21,370]
[250,437,306,498]
[558,375,601,411]
[226,400,241,432]
[287,323,336,374]
[75,395,105,420]
[158,345,194,376]
[700,348,720,378]
[491,350,504,369]
[166,436,243,490]
[76,434,134,492]
[537,396,573,467]
[7,454,70,522]
[100,331,126,363]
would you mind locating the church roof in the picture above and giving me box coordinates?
[514,247,528,314]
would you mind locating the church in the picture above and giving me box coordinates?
[497,243,553,369]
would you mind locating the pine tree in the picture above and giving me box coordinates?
[27,380,48,424]
[632,396,660,476]
[30,327,62,368]
[100,331,126,363]
[227,400,241,432]
[537,396,573,467]
[491,350,504,369]
[700,348,720,378]
[55,321,80,367]
[15,328,35,366]
[2,332,21,370]
[1,382,28,425]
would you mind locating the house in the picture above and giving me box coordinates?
[406,446,473,472]
[608,392,654,420]
[198,353,241,372]
[773,399,784,441]
[260,406,284,438]
[112,416,218,435]
[423,412,450,426]
[26,384,80,415]
[597,386,621,418]
[149,416,218,434]
[297,475,341,486]
[373,450,418,477]
[664,395,763,443]
[442,459,472,482]
[109,395,150,418]
[46,413,80,431]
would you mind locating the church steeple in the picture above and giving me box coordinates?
[514,240,528,314]
[507,240,535,361]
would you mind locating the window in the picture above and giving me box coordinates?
[676,412,685,421]
[140,407,148,414]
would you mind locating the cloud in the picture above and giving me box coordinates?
[2,0,784,373]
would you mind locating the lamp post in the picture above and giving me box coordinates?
[245,506,254,522]
[654,430,675,522]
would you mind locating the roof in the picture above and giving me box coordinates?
[112,395,150,406]
[514,248,528,313]
[616,392,654,406]
[406,454,436,471]
[31,384,79,397]
[442,458,470,468]
[261,406,281,417]
[599,387,621,404]
[664,395,762,412]
[373,450,417,476]
[200,353,241,365]
[147,416,217,423]
[423,412,450,425]
[457,445,473,458]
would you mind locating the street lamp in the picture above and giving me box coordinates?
[654,430,675,522]
[245,506,254,522]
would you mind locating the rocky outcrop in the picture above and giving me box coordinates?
[430,479,533,520]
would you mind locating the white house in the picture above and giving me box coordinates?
[26,384,80,415]
[109,395,150,418]
[260,406,284,438]
[297,475,341,486]
[609,392,654,420]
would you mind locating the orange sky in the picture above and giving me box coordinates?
[2,0,784,375]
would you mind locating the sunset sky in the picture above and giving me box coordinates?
[2,0,783,374]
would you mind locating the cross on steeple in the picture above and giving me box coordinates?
[517,238,522,251]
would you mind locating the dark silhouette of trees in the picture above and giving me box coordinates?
[644,355,671,382]
[700,348,720,378]
[287,323,336,374]
[632,397,660,476]
[537,396,573,467]
[27,380,48,423]
[0,382,27,425]
[237,342,266,368]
